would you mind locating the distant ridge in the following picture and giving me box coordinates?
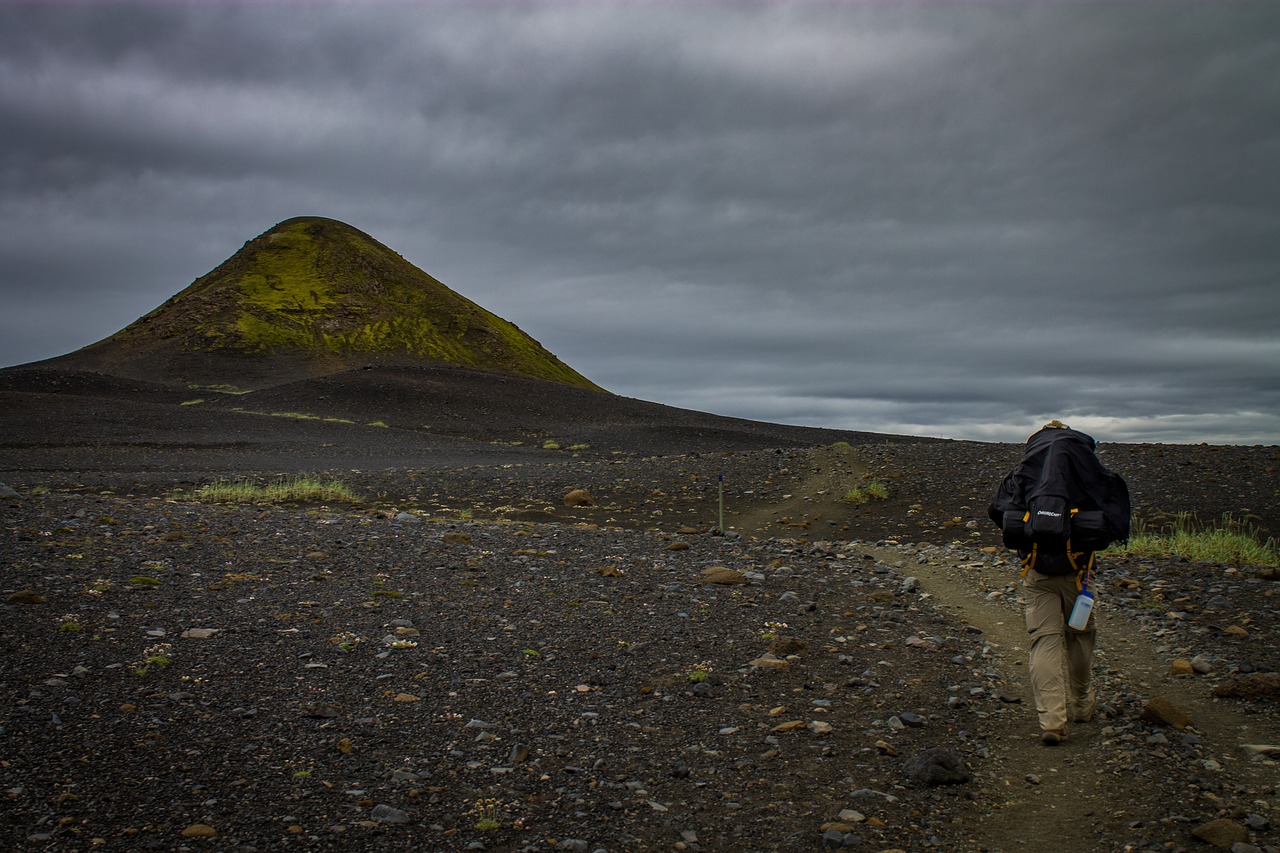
[44,216,601,391]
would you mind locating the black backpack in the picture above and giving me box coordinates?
[988,425,1130,574]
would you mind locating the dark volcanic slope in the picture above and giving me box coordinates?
[0,363,921,483]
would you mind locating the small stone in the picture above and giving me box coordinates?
[6,589,44,605]
[370,804,410,824]
[181,628,219,639]
[899,712,925,728]
[1169,658,1195,676]
[836,809,865,823]
[771,720,807,732]
[700,567,748,585]
[808,720,833,735]
[902,747,970,787]
[822,828,845,848]
[1223,625,1249,637]
[508,743,530,764]
[181,824,217,837]
[1240,744,1280,759]
[393,512,420,523]
[749,654,791,671]
[1140,696,1193,729]
[392,693,420,703]
[1204,594,1233,611]
[1190,818,1247,849]
[1190,654,1214,674]
[1213,672,1280,700]
[563,489,595,507]
[441,532,472,544]
[667,541,690,551]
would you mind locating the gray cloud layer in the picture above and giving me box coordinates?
[2,2,1277,444]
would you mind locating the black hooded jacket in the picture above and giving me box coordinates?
[988,427,1131,563]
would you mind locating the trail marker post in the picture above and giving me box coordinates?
[717,473,724,535]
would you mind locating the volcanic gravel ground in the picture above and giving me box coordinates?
[5,491,992,853]
[2,459,1278,853]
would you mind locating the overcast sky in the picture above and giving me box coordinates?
[2,2,1277,445]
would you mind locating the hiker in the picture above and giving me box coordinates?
[988,420,1131,745]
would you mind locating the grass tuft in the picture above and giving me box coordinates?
[1116,513,1278,567]
[844,480,890,504]
[189,475,361,505]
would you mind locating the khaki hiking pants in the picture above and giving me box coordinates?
[1023,568,1096,733]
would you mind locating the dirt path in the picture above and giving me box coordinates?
[872,548,1273,851]
[737,447,1279,852]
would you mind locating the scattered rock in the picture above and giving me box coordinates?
[370,804,410,824]
[768,636,809,656]
[771,720,808,733]
[563,489,595,507]
[1241,744,1280,760]
[1190,818,1247,849]
[1140,696,1194,729]
[1212,672,1280,700]
[700,567,748,585]
[902,747,970,787]
[180,824,217,837]
[1169,658,1195,676]
[6,589,44,605]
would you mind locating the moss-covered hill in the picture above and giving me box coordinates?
[74,217,601,390]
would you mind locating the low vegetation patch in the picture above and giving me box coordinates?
[1117,513,1278,567]
[844,480,890,504]
[230,407,356,424]
[187,383,252,395]
[188,476,361,505]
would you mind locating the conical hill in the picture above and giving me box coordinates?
[54,217,601,391]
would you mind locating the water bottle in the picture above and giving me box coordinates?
[1068,587,1095,630]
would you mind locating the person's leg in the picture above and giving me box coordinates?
[1024,570,1069,740]
[1065,592,1097,722]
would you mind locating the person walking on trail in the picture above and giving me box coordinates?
[988,420,1131,745]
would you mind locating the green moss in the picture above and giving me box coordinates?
[144,217,603,390]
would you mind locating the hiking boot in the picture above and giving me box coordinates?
[1072,696,1097,723]
[1040,728,1066,746]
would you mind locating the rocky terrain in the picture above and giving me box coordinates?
[5,213,1275,852]
[2,434,1277,853]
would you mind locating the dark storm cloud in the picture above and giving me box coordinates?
[1,2,1277,443]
